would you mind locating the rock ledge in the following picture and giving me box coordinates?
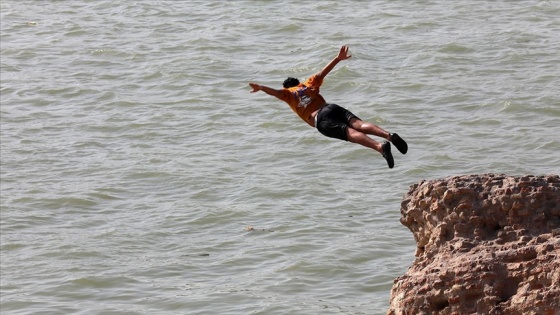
[388,174,560,315]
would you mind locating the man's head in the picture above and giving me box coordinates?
[283,77,300,89]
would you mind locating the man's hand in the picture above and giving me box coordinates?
[316,45,352,80]
[249,82,261,93]
[248,83,285,99]
[337,45,352,61]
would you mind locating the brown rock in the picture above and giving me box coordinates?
[388,174,560,315]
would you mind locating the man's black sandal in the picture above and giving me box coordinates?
[390,133,408,155]
[382,141,394,169]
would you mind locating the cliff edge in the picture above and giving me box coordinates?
[388,174,560,315]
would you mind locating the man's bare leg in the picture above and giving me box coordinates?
[349,118,391,140]
[346,128,383,153]
[346,127,394,168]
[349,118,408,154]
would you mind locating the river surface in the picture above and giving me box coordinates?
[1,1,559,314]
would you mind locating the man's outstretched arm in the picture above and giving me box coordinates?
[316,45,352,81]
[249,82,285,100]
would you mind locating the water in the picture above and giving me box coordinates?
[1,1,559,314]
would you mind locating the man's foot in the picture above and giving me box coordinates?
[390,133,408,154]
[382,141,394,169]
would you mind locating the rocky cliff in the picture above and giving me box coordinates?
[388,174,560,315]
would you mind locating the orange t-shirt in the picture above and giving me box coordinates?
[278,74,326,126]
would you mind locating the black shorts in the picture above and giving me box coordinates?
[316,103,360,141]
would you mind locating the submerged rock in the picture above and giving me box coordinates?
[388,174,560,315]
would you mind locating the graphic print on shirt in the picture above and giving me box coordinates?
[293,86,312,108]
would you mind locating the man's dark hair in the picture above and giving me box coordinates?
[283,77,300,88]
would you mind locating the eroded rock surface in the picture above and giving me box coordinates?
[388,174,560,315]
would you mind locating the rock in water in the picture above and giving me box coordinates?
[388,174,560,315]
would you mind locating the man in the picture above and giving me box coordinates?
[248,45,407,169]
